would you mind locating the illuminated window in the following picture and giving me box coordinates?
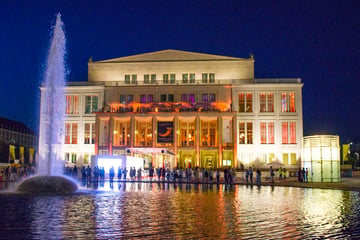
[71,153,77,163]
[182,74,188,83]
[190,73,195,83]
[151,74,156,84]
[83,153,91,165]
[163,74,169,84]
[238,93,252,112]
[113,119,130,146]
[201,120,217,146]
[291,153,297,164]
[281,92,295,112]
[282,153,289,164]
[65,123,78,144]
[202,73,208,83]
[260,122,274,144]
[179,121,195,147]
[85,95,98,114]
[170,74,176,84]
[282,122,296,144]
[120,95,133,104]
[131,74,137,84]
[65,95,79,114]
[135,120,152,147]
[125,74,130,84]
[140,94,153,104]
[84,123,95,144]
[202,93,216,103]
[239,122,253,144]
[260,93,274,112]
[209,73,215,83]
[144,74,149,84]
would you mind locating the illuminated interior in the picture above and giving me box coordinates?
[302,135,340,182]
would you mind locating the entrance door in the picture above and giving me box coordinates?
[204,156,214,169]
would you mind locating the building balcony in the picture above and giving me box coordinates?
[104,101,232,113]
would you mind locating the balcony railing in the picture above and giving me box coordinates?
[104,101,232,113]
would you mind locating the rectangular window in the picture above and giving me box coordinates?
[202,94,208,102]
[260,122,275,144]
[144,74,149,84]
[85,95,98,114]
[202,73,208,83]
[168,94,174,102]
[140,94,146,103]
[127,95,133,103]
[170,74,175,84]
[209,94,215,102]
[190,73,195,83]
[151,74,156,84]
[147,94,153,103]
[65,95,79,114]
[290,122,296,144]
[181,94,187,102]
[120,95,126,104]
[84,153,90,165]
[160,94,166,102]
[182,74,188,83]
[209,73,215,83]
[282,153,289,165]
[201,120,217,146]
[189,94,195,103]
[135,120,153,147]
[282,122,296,144]
[291,153,297,164]
[281,92,296,112]
[239,122,253,144]
[71,153,77,164]
[113,119,130,146]
[163,74,169,84]
[65,123,78,144]
[125,74,130,84]
[131,74,137,84]
[179,120,195,147]
[260,93,274,112]
[238,93,252,112]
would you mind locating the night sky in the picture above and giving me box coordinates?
[1,0,359,144]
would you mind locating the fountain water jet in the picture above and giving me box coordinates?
[17,13,77,194]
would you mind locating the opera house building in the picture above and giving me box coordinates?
[39,50,303,170]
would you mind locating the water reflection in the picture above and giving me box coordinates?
[0,183,359,239]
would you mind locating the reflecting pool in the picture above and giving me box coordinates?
[0,182,359,239]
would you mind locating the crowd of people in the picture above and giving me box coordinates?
[1,163,310,186]
[0,165,36,182]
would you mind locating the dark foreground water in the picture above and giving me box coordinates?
[0,181,359,239]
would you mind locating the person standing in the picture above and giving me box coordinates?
[256,169,261,186]
[245,168,249,184]
[269,166,274,184]
[216,169,220,184]
[278,167,283,182]
[249,167,253,184]
[123,167,128,180]
[283,168,287,182]
[118,167,122,180]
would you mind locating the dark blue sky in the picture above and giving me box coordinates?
[1,0,359,144]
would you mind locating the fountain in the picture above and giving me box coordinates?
[17,13,77,194]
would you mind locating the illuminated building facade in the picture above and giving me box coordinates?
[39,49,303,170]
[0,117,36,166]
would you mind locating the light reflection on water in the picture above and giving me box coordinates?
[0,182,359,239]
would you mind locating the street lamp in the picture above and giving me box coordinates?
[348,141,353,164]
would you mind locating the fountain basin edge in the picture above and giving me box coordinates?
[17,175,78,194]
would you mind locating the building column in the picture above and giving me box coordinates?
[218,116,222,169]
[196,116,200,167]
[174,116,178,167]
